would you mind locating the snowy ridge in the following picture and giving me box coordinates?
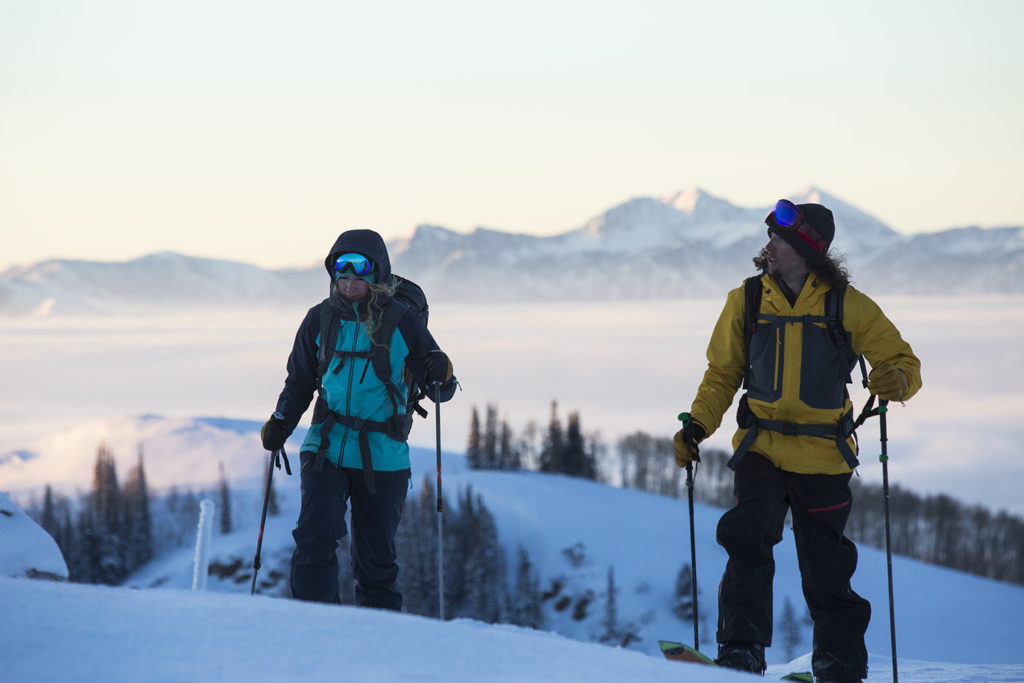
[2,187,1022,315]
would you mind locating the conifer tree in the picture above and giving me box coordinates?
[673,562,698,621]
[780,596,802,661]
[563,411,596,479]
[499,418,521,470]
[91,442,121,534]
[539,401,564,473]
[69,507,98,583]
[84,442,126,584]
[122,446,153,569]
[483,403,499,469]
[600,565,620,644]
[37,485,73,567]
[41,485,57,537]
[466,407,482,469]
[509,546,543,629]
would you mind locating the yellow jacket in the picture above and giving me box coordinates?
[690,273,922,475]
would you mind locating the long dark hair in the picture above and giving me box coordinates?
[752,248,851,289]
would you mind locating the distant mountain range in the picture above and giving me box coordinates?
[3,187,1021,315]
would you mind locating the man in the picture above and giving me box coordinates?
[261,229,457,610]
[674,200,921,683]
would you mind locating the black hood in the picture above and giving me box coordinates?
[323,229,393,289]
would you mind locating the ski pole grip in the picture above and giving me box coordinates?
[678,412,691,427]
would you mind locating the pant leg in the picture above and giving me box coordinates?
[346,467,410,611]
[788,471,870,681]
[716,453,789,648]
[290,452,350,603]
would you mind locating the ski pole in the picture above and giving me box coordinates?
[878,400,898,683]
[250,447,289,596]
[678,412,700,651]
[434,380,446,621]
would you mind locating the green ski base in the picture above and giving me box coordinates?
[658,641,812,681]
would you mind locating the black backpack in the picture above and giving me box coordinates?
[316,275,432,419]
[730,274,871,470]
[741,274,865,390]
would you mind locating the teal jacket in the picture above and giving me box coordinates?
[272,229,456,471]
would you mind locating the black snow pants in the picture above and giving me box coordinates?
[716,452,870,681]
[290,451,410,610]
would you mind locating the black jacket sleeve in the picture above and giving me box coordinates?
[397,309,457,403]
[273,304,322,436]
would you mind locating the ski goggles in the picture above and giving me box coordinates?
[765,199,828,253]
[333,252,374,277]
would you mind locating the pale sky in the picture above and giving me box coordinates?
[2,0,1022,270]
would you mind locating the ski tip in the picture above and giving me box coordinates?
[657,640,715,665]
[780,673,813,682]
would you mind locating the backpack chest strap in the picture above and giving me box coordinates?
[328,348,372,374]
[755,312,830,326]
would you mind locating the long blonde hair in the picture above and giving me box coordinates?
[361,277,399,349]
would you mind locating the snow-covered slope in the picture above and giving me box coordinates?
[2,187,1021,316]
[4,572,1024,682]
[4,414,1024,677]
[0,491,68,580]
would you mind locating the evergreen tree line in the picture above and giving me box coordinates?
[613,431,1024,586]
[28,442,243,585]
[393,476,545,629]
[467,401,600,480]
[465,403,523,471]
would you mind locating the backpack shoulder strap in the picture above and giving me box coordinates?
[316,299,339,389]
[823,283,846,341]
[741,275,763,388]
[824,283,868,386]
[370,298,411,411]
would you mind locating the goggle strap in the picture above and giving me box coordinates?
[767,204,827,254]
[792,224,827,253]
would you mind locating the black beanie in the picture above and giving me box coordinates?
[767,203,835,261]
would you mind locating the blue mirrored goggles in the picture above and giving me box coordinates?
[765,199,827,253]
[770,199,803,228]
[333,252,374,277]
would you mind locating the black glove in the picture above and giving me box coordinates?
[261,412,288,451]
[424,351,452,383]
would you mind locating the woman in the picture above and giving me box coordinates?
[261,228,456,610]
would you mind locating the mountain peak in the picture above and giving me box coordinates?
[660,187,738,214]
[789,186,844,208]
